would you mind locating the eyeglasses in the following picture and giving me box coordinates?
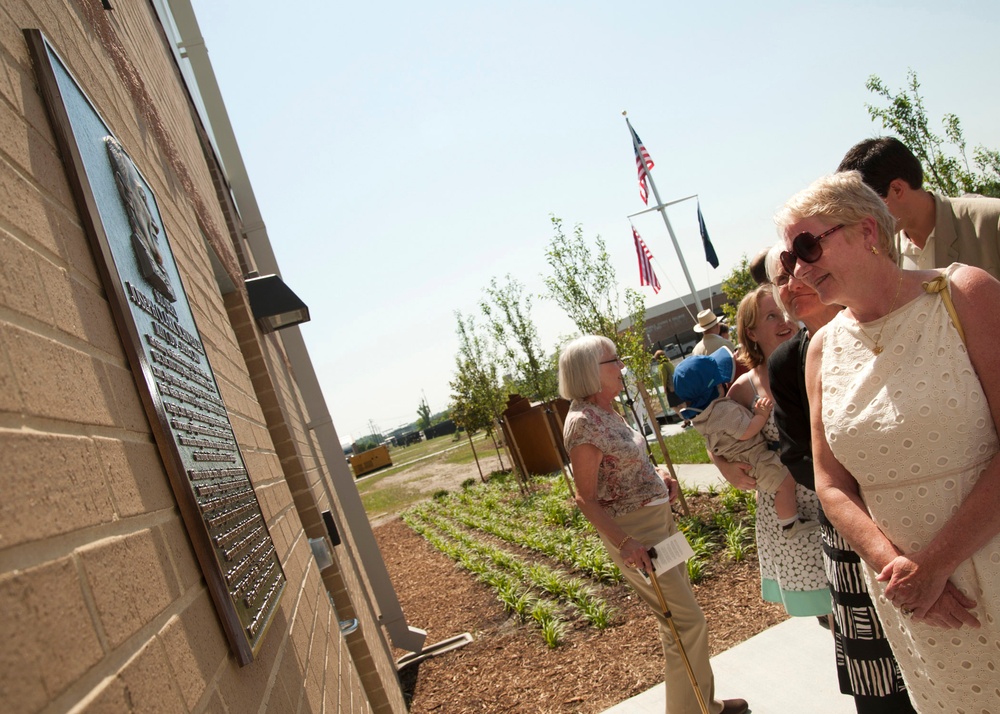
[599,355,623,365]
[779,224,845,274]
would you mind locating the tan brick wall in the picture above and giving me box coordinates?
[0,1,403,712]
[224,286,406,713]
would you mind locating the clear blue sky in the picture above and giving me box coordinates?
[191,0,1000,443]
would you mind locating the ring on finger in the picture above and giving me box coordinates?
[901,607,913,617]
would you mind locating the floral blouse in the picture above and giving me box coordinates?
[563,399,669,518]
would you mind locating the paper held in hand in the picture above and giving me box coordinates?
[640,531,695,582]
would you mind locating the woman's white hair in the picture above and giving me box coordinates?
[774,170,898,261]
[558,335,615,400]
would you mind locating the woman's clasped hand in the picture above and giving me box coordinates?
[876,552,980,628]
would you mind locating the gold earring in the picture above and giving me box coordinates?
[871,245,879,256]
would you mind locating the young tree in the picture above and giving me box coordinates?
[480,275,558,402]
[866,70,1000,198]
[543,217,621,339]
[449,311,508,465]
[416,397,431,430]
[720,255,755,335]
[543,217,650,377]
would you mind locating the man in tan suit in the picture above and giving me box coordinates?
[838,137,1000,279]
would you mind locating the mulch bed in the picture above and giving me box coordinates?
[375,495,788,713]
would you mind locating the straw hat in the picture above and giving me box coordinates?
[692,309,724,333]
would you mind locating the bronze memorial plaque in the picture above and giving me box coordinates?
[26,30,285,665]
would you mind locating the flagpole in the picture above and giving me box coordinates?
[625,114,704,312]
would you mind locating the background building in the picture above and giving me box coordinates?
[621,284,733,355]
[1,2,423,711]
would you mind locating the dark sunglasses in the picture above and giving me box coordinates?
[779,224,845,274]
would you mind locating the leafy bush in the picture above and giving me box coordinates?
[687,557,707,584]
[540,617,568,649]
[724,523,753,562]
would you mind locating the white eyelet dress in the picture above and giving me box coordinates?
[820,265,1000,712]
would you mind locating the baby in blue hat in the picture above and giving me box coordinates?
[673,347,817,539]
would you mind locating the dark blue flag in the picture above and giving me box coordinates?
[697,202,719,268]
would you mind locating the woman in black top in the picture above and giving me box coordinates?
[765,244,916,714]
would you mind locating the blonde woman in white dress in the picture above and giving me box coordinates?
[776,171,1000,713]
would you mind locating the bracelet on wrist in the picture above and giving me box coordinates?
[616,534,632,551]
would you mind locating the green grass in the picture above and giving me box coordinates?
[360,484,424,514]
[652,428,710,464]
[387,433,463,462]
[356,432,493,487]
[363,434,457,471]
[443,437,498,465]
[357,432,499,517]
[355,434,486,490]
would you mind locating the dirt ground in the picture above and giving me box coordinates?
[368,451,787,713]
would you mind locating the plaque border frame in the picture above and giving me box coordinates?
[25,29,284,666]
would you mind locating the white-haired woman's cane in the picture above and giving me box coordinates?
[644,547,710,714]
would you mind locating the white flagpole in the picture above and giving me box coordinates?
[625,114,704,312]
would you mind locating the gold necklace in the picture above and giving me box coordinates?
[855,271,904,355]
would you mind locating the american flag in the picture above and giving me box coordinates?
[627,119,655,204]
[632,227,661,293]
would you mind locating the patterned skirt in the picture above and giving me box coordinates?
[821,509,914,710]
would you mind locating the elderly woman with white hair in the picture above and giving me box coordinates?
[778,171,1000,712]
[559,335,747,714]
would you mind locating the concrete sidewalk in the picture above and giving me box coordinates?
[649,421,729,490]
[655,421,729,493]
[601,616,854,713]
[671,462,730,492]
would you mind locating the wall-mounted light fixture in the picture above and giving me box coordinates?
[244,273,310,332]
[309,537,334,571]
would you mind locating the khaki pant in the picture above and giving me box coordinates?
[602,501,724,714]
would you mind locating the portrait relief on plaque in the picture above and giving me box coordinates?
[105,136,175,301]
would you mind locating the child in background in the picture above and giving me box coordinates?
[674,347,818,539]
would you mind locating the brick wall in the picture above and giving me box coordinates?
[0,1,403,712]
